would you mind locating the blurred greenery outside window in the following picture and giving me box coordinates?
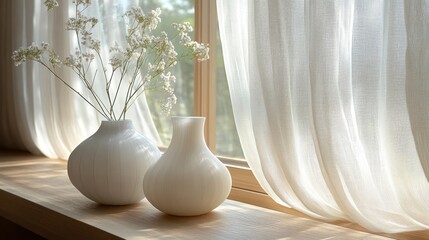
[117,0,244,158]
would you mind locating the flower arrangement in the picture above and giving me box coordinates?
[12,0,209,120]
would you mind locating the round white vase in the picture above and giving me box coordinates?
[143,116,232,216]
[68,120,161,205]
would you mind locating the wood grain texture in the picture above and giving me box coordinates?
[194,0,217,151]
[227,165,266,193]
[0,151,418,239]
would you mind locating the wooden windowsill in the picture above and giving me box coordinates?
[0,151,424,239]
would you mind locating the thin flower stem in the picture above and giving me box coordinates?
[122,52,150,119]
[39,61,110,120]
[90,70,97,87]
[118,68,164,120]
[84,57,93,74]
[111,60,129,110]
[123,48,146,114]
[118,50,176,120]
[73,66,111,118]
[72,19,111,119]
[95,50,114,118]
[73,5,114,119]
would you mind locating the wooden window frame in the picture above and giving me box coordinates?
[194,0,217,150]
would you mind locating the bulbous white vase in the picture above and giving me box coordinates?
[68,120,161,205]
[143,116,232,216]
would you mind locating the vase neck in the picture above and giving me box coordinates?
[170,117,206,148]
[98,120,134,134]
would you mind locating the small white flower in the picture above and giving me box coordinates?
[141,35,152,48]
[66,17,82,31]
[125,7,144,22]
[73,0,91,7]
[41,42,49,50]
[11,43,45,66]
[173,22,193,33]
[90,39,100,51]
[156,60,165,73]
[160,94,177,115]
[44,0,59,10]
[184,41,209,61]
[11,48,26,66]
[82,52,94,62]
[89,18,98,28]
[145,8,161,31]
[64,54,82,68]
[194,43,210,61]
[109,52,125,70]
[49,51,62,68]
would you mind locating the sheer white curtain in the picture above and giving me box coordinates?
[218,0,429,233]
[0,0,160,158]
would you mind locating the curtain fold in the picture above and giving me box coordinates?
[0,0,26,151]
[0,0,160,158]
[218,0,429,233]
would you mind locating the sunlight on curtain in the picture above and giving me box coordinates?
[218,0,429,233]
[3,0,160,159]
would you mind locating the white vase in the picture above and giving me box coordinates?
[143,116,232,216]
[68,120,161,205]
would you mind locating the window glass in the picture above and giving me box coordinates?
[139,0,195,146]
